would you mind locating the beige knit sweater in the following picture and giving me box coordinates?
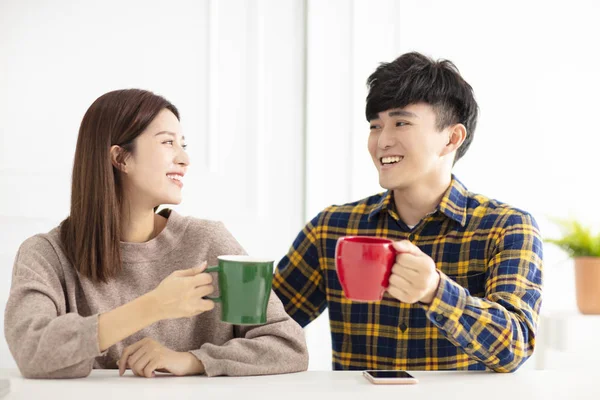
[3,210,308,378]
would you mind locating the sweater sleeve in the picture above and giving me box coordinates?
[3,236,102,378]
[189,222,309,376]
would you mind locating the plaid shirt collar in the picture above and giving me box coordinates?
[368,175,469,227]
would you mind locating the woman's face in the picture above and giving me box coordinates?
[117,109,190,208]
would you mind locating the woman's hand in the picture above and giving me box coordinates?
[97,262,215,352]
[118,338,205,377]
[150,261,216,320]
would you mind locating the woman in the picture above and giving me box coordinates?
[3,89,308,379]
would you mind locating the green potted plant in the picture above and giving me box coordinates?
[547,219,600,314]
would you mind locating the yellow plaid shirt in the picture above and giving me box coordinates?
[273,176,543,372]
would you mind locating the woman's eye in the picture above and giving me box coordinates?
[370,125,380,130]
[162,140,187,150]
[396,121,408,127]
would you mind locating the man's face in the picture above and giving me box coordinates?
[367,103,451,191]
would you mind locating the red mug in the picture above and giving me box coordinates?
[335,236,397,302]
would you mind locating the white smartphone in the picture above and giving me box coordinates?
[362,370,418,385]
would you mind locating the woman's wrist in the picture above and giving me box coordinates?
[180,352,205,375]
[142,289,168,321]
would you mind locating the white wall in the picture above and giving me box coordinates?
[2,0,599,370]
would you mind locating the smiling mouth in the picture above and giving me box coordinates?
[167,174,184,187]
[380,156,404,166]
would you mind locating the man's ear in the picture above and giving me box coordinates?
[110,145,128,172]
[441,124,467,157]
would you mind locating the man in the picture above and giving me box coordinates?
[273,52,543,372]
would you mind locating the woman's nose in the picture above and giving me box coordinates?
[175,146,190,167]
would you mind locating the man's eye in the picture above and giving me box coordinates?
[163,140,174,145]
[396,121,408,127]
[370,125,380,130]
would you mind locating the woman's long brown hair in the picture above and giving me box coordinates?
[60,89,179,282]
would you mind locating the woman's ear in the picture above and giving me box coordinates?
[441,123,467,156]
[110,145,128,172]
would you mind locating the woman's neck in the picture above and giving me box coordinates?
[120,206,165,243]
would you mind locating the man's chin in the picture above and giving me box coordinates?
[379,176,408,190]
[379,178,407,191]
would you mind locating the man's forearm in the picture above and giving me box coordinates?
[423,272,538,372]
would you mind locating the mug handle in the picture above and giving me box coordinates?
[204,265,222,303]
[384,242,400,289]
[386,242,401,255]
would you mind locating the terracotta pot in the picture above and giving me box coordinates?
[574,257,600,314]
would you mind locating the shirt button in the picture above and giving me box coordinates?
[467,343,474,350]
[408,234,414,241]
[399,322,408,332]
[435,315,443,322]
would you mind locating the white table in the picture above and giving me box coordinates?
[536,310,600,369]
[1,369,599,400]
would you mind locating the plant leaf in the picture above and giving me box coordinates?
[546,219,600,258]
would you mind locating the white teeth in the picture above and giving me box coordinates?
[381,156,403,165]
[167,174,183,182]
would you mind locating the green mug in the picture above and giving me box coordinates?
[206,255,274,325]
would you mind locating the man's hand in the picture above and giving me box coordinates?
[387,240,441,304]
[118,338,205,378]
